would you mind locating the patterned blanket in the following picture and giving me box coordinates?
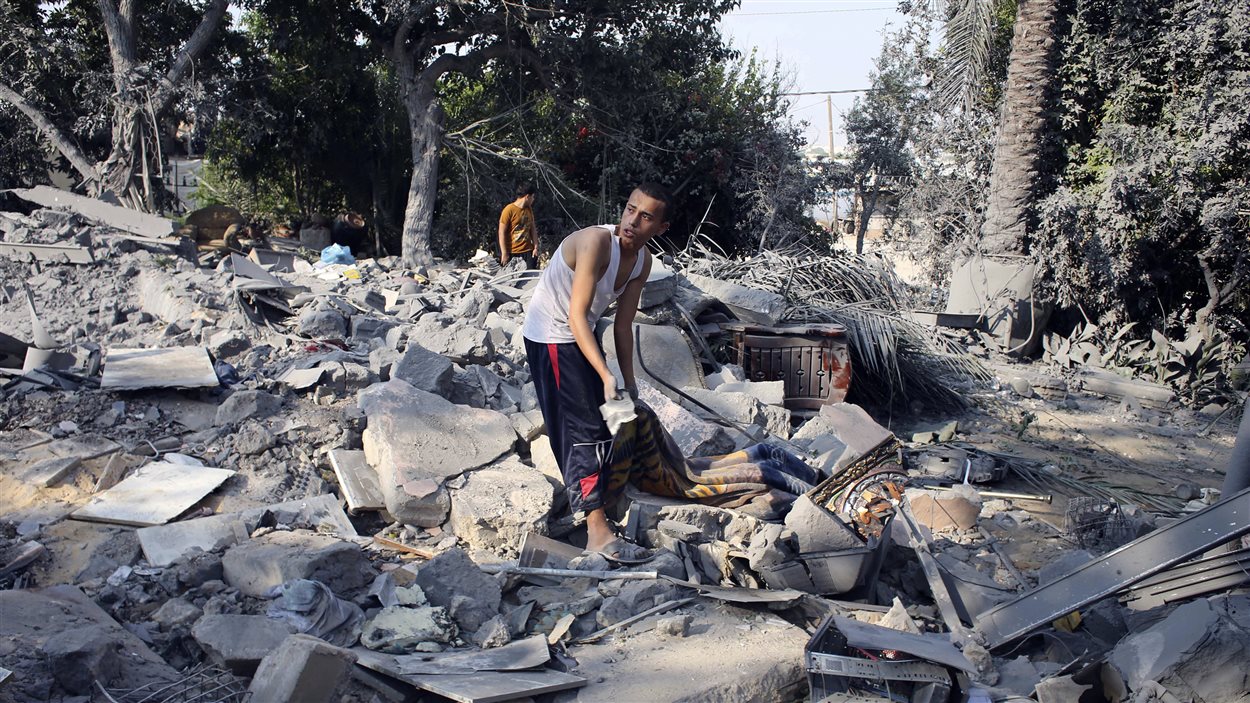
[601,400,820,520]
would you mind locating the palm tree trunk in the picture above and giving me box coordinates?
[979,0,1063,255]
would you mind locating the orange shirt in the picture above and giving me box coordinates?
[499,203,536,254]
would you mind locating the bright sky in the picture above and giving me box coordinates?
[719,0,907,155]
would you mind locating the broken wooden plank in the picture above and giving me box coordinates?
[71,461,234,527]
[328,449,385,513]
[371,535,437,559]
[100,347,219,390]
[11,186,175,237]
[136,493,357,566]
[0,241,95,264]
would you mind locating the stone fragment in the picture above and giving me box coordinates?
[683,273,787,326]
[472,615,512,649]
[360,606,457,653]
[447,459,555,556]
[209,330,250,358]
[351,316,397,342]
[42,625,124,694]
[906,486,981,531]
[792,402,892,473]
[1009,377,1034,397]
[191,614,296,675]
[151,598,203,631]
[391,343,454,397]
[640,259,677,308]
[509,409,546,442]
[414,548,502,634]
[247,634,358,703]
[715,379,786,406]
[233,421,277,455]
[298,308,349,339]
[638,381,733,457]
[655,614,691,637]
[412,314,494,365]
[222,531,374,597]
[1109,595,1250,702]
[358,380,514,526]
[214,389,282,427]
[783,495,864,553]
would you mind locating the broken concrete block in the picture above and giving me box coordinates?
[783,495,864,553]
[247,634,358,703]
[1109,595,1250,702]
[509,409,545,442]
[358,380,514,526]
[298,308,349,339]
[191,614,297,675]
[414,548,502,634]
[684,387,761,425]
[792,403,892,473]
[151,598,203,631]
[715,379,786,406]
[351,316,397,342]
[638,381,734,457]
[412,314,494,365]
[448,460,555,556]
[0,586,178,701]
[208,330,250,359]
[390,342,454,398]
[906,486,981,531]
[603,323,705,400]
[361,605,458,653]
[529,434,562,483]
[214,389,282,427]
[450,285,495,326]
[221,530,374,598]
[596,580,682,627]
[640,259,677,308]
[683,273,787,326]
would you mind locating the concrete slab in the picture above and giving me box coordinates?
[358,380,514,526]
[100,347,218,390]
[71,462,235,526]
[683,273,787,326]
[552,602,808,702]
[329,449,385,514]
[12,186,175,237]
[136,493,356,566]
[447,459,555,556]
[222,530,375,597]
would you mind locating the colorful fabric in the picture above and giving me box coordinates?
[601,401,820,520]
[499,202,536,254]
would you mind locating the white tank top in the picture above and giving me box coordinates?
[522,226,647,344]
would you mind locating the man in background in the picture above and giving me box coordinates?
[498,181,538,268]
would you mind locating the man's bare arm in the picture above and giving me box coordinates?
[613,253,652,395]
[497,218,511,264]
[566,228,617,397]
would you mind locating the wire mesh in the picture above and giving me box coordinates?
[1064,497,1139,552]
[94,665,251,703]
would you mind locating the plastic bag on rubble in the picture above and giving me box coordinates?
[265,578,364,647]
[319,243,356,265]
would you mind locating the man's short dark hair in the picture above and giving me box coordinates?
[634,181,674,222]
[515,181,536,198]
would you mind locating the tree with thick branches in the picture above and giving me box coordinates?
[0,0,230,208]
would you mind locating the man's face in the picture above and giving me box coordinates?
[618,189,669,248]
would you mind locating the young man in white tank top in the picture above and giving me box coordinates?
[522,183,672,562]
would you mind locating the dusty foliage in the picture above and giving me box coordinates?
[1043,322,1246,406]
[673,234,988,410]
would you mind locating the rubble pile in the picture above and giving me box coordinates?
[1,192,1248,703]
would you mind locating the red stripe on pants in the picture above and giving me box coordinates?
[548,343,561,388]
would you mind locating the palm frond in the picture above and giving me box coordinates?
[672,234,989,410]
[935,0,1001,112]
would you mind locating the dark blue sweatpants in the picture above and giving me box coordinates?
[525,337,613,516]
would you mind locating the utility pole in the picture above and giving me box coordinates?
[827,95,834,159]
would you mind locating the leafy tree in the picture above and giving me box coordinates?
[843,24,928,254]
[0,0,232,208]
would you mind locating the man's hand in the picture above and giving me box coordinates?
[602,374,621,402]
[500,253,510,266]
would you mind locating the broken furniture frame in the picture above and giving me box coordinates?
[974,483,1250,649]
[722,322,852,416]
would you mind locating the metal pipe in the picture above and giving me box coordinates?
[927,485,1052,503]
